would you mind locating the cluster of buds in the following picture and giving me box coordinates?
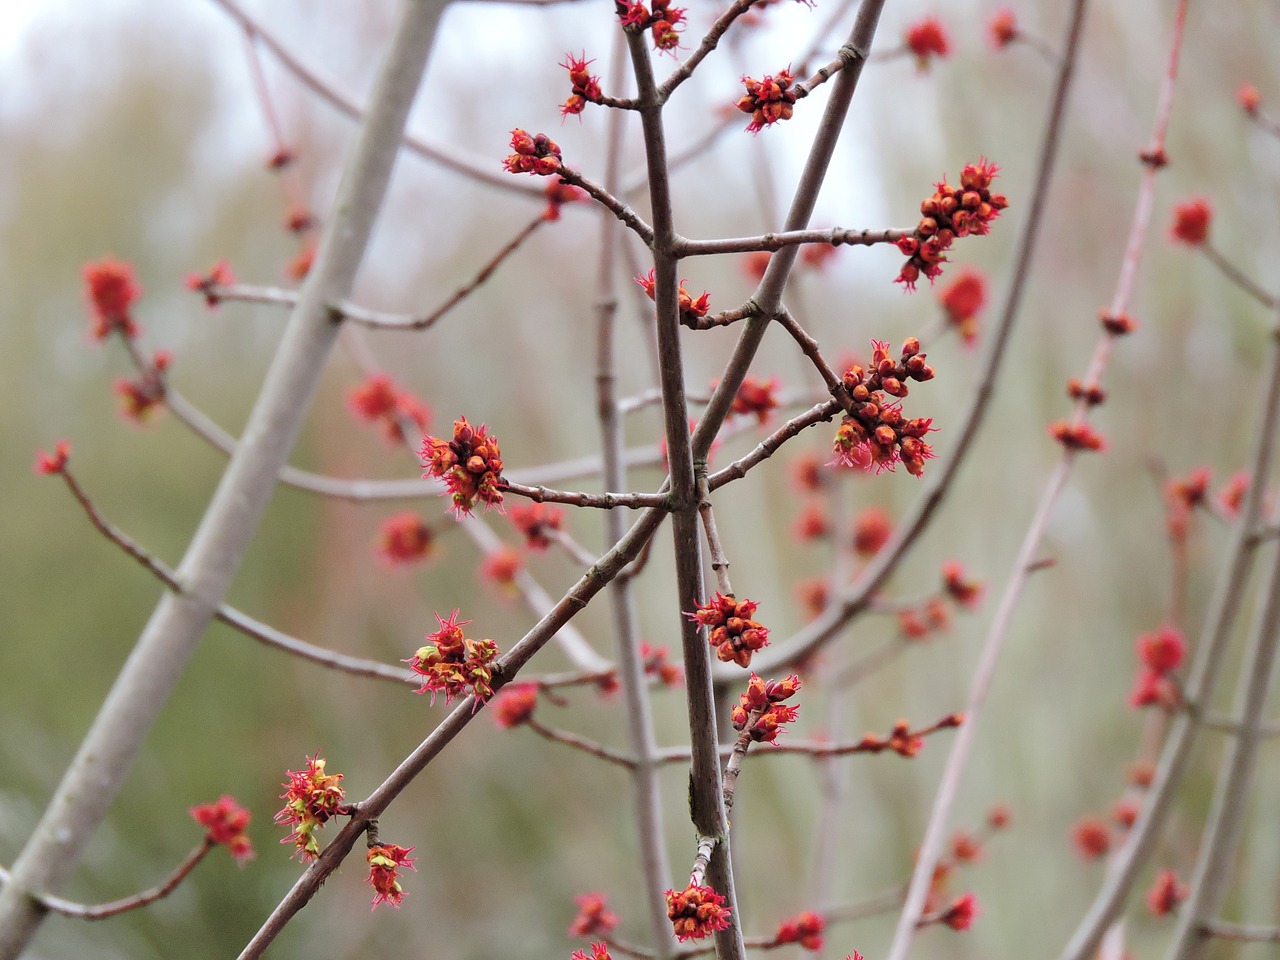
[773,911,825,950]
[1071,815,1112,860]
[543,181,587,221]
[1146,868,1189,917]
[184,259,235,308]
[509,502,564,551]
[897,559,985,640]
[938,268,987,346]
[83,257,143,340]
[1169,197,1212,246]
[367,843,417,910]
[570,892,619,938]
[115,349,171,423]
[378,512,434,565]
[905,17,951,68]
[688,593,770,667]
[640,642,684,686]
[274,753,346,861]
[635,269,710,325]
[1129,624,1186,709]
[616,0,687,51]
[560,54,603,117]
[731,673,801,744]
[1164,465,1211,541]
[730,375,780,424]
[896,158,1007,290]
[987,9,1018,49]
[736,68,797,132]
[492,682,539,728]
[421,416,505,517]
[831,338,937,476]
[503,129,562,176]
[406,610,500,705]
[571,945,612,960]
[665,883,732,941]
[857,714,963,758]
[189,795,254,864]
[349,373,431,445]
[1049,419,1106,453]
[34,440,70,475]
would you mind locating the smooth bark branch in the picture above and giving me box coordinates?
[0,3,447,955]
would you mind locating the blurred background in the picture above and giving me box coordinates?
[2,1,1279,957]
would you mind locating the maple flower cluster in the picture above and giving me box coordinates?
[509,502,565,551]
[905,17,951,68]
[184,259,235,308]
[635,269,710,325]
[616,0,687,52]
[115,349,171,424]
[731,673,801,744]
[665,883,732,942]
[831,338,937,476]
[1169,197,1212,246]
[378,512,434,565]
[896,158,1007,290]
[571,944,612,960]
[503,129,562,176]
[274,753,346,861]
[561,54,603,117]
[689,592,770,667]
[570,892,620,938]
[189,795,254,864]
[406,609,501,705]
[774,910,825,950]
[349,373,431,445]
[83,257,143,341]
[492,682,539,728]
[937,268,988,346]
[421,416,505,517]
[1146,868,1189,917]
[366,843,417,910]
[1129,624,1186,709]
[640,642,684,686]
[730,376,780,424]
[736,68,797,132]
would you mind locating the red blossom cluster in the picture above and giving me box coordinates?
[936,892,979,931]
[896,158,1007,290]
[688,592,770,667]
[1165,465,1211,541]
[1169,197,1212,245]
[83,257,143,340]
[942,560,984,608]
[421,416,505,517]
[570,892,620,938]
[905,17,950,67]
[571,944,612,960]
[189,795,254,864]
[492,682,539,728]
[480,545,524,588]
[859,714,962,758]
[274,753,346,861]
[366,843,417,910]
[1238,82,1261,114]
[851,505,892,555]
[640,642,684,686]
[1146,868,1189,917]
[560,54,603,117]
[1049,420,1106,452]
[509,502,565,551]
[349,373,431,445]
[1217,470,1250,516]
[937,268,987,345]
[774,910,825,950]
[665,883,731,942]
[730,375,780,424]
[898,598,953,642]
[1129,624,1186,709]
[987,9,1018,49]
[34,440,71,475]
[731,673,801,744]
[792,500,830,542]
[616,0,687,52]
[503,129,563,176]
[405,609,501,705]
[635,269,710,324]
[184,259,235,308]
[831,338,937,476]
[378,512,434,565]
[115,350,171,424]
[950,830,982,864]
[543,181,588,221]
[1071,815,1112,860]
[736,68,797,132]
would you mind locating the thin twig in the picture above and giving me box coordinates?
[1200,920,1280,942]
[675,226,911,258]
[525,718,638,769]
[501,479,671,511]
[1200,243,1277,308]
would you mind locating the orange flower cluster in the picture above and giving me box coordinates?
[274,753,346,861]
[83,257,142,340]
[896,158,1007,290]
[189,795,254,864]
[367,843,417,910]
[831,338,937,476]
[378,512,434,565]
[774,911,825,951]
[688,593,770,667]
[349,373,431,445]
[640,642,684,686]
[569,892,619,938]
[421,416,505,517]
[503,129,562,176]
[617,0,687,52]
[731,673,801,744]
[905,16,950,67]
[406,610,500,706]
[636,269,710,324]
[730,376,780,424]
[665,883,731,942]
[509,502,564,551]
[736,68,797,132]
[560,53,603,117]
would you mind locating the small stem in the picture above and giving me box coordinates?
[1200,242,1277,308]
[696,472,733,596]
[525,718,638,769]
[501,480,671,511]
[675,226,911,258]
